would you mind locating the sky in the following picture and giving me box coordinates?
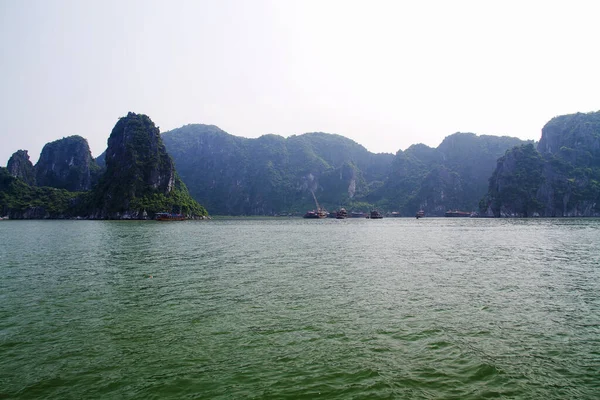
[1,0,599,164]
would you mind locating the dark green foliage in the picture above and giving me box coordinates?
[0,167,80,218]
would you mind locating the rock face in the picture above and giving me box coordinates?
[7,150,36,186]
[91,112,206,219]
[35,135,100,191]
[482,111,600,216]
[105,112,174,195]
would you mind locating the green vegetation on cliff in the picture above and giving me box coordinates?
[0,167,81,218]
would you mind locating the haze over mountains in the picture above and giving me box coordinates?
[2,110,600,218]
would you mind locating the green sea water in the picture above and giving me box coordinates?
[1,218,599,399]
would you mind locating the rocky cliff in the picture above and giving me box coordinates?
[482,111,600,217]
[90,112,206,219]
[482,143,545,216]
[35,135,100,191]
[7,150,36,186]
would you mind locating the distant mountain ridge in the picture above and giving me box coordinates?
[161,124,394,215]
[161,125,528,215]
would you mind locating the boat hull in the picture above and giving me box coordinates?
[303,211,327,219]
[156,213,186,221]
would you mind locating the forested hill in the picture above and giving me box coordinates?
[162,125,527,215]
[161,124,394,215]
[372,133,528,215]
[482,111,600,217]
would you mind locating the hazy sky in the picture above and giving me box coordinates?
[1,0,599,164]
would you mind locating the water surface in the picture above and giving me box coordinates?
[1,218,599,398]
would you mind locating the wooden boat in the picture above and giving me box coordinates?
[304,190,328,219]
[367,210,383,219]
[156,212,186,221]
[303,210,327,219]
[335,208,348,219]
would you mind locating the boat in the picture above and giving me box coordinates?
[303,190,328,219]
[303,210,328,219]
[390,212,401,217]
[335,208,348,219]
[350,211,365,218]
[156,212,186,221]
[444,210,472,217]
[415,210,425,219]
[367,210,383,219]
